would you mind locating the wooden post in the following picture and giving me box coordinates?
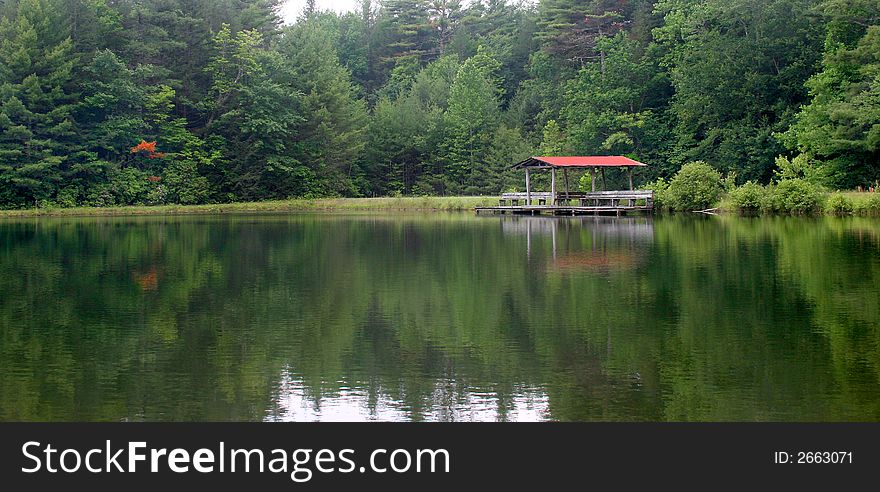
[525,167,531,206]
[551,167,557,205]
[563,168,570,204]
[601,168,607,191]
[591,167,597,192]
[628,167,634,206]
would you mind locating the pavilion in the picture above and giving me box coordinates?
[476,156,653,215]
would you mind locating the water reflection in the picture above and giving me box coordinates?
[267,368,549,422]
[0,214,878,421]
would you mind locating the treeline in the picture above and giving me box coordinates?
[0,0,878,209]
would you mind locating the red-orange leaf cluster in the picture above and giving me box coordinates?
[147,176,162,183]
[130,140,166,159]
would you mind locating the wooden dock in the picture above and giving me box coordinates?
[476,190,654,216]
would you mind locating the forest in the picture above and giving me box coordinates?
[0,0,878,209]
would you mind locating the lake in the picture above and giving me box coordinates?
[1,213,878,421]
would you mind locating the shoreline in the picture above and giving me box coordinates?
[0,197,500,218]
[3,194,879,218]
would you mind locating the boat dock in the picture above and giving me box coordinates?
[475,156,654,216]
[476,190,654,215]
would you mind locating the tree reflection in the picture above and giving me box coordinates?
[0,214,878,421]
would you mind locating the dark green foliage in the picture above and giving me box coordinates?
[780,0,880,188]
[0,0,77,208]
[0,0,877,208]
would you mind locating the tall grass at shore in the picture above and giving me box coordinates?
[0,196,499,218]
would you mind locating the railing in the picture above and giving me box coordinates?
[499,192,553,206]
[558,190,653,208]
[499,190,653,208]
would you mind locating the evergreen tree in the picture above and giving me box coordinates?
[0,0,77,207]
[441,46,502,193]
[206,24,302,199]
[277,18,368,196]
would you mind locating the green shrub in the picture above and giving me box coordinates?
[577,173,593,192]
[643,177,670,210]
[727,181,764,213]
[825,193,854,216]
[110,167,150,205]
[854,193,880,216]
[666,161,723,211]
[55,187,80,208]
[763,179,825,215]
[164,159,210,205]
[84,185,116,207]
[146,184,170,205]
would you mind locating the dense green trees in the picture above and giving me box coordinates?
[781,0,880,188]
[0,0,878,208]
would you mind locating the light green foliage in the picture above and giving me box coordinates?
[773,154,828,184]
[441,46,503,193]
[666,161,724,211]
[577,173,592,192]
[825,192,854,215]
[561,33,654,156]
[364,55,458,195]
[538,119,567,156]
[853,193,880,216]
[643,177,670,209]
[762,179,826,214]
[727,181,765,213]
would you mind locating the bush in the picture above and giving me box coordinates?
[164,159,210,205]
[55,187,81,208]
[825,193,854,216]
[762,179,825,215]
[577,173,593,192]
[727,181,764,213]
[110,167,150,205]
[666,161,723,211]
[84,185,116,207]
[854,193,880,216]
[643,177,670,210]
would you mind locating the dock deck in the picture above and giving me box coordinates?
[476,190,654,216]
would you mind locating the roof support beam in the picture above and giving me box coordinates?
[525,168,531,206]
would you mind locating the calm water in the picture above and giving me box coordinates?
[1,213,878,421]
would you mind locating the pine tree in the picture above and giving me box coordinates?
[277,18,369,196]
[0,0,78,207]
[536,0,630,66]
[441,46,502,193]
[204,25,302,200]
[377,0,437,75]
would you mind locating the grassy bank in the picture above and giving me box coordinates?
[0,196,499,218]
[717,190,880,216]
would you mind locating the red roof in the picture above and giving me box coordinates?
[515,156,647,168]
